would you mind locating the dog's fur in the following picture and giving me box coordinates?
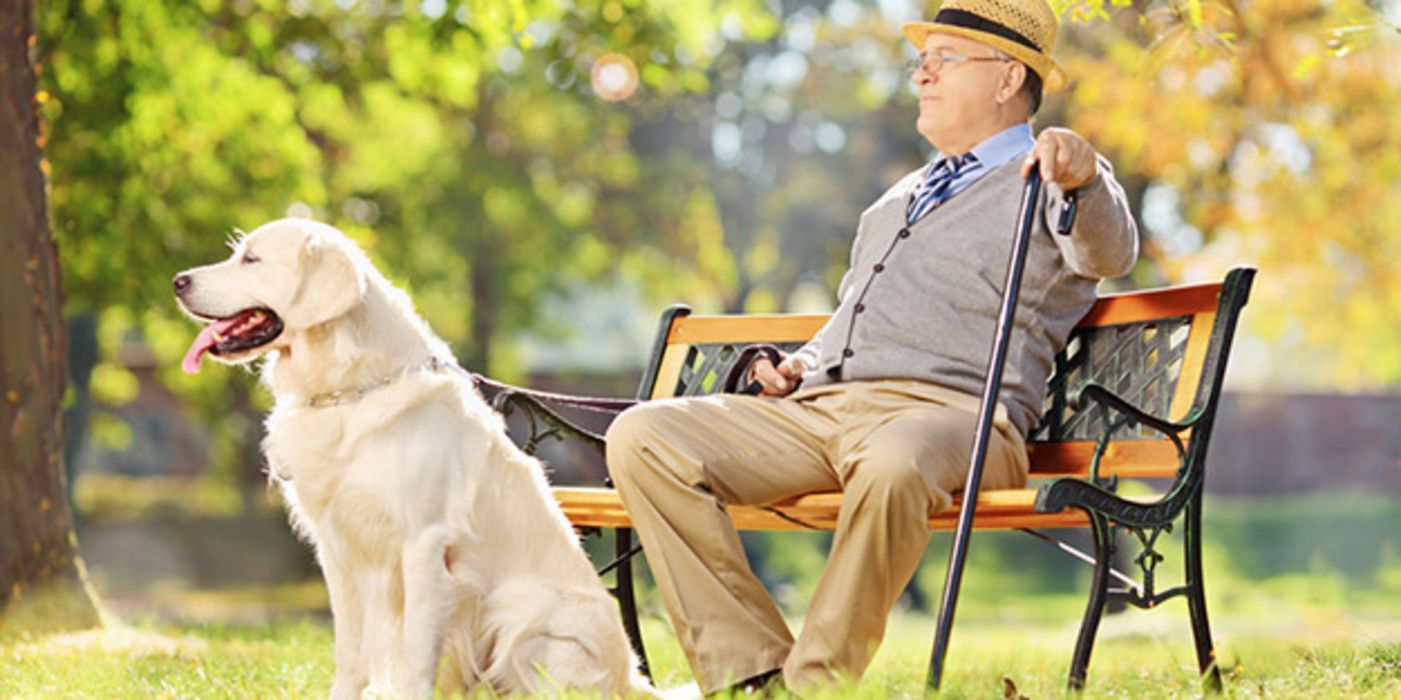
[175,219,650,698]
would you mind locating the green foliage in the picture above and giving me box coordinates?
[37,0,777,368]
[40,1,1401,462]
[1051,0,1401,389]
[36,0,779,489]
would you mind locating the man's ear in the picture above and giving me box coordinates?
[284,232,366,328]
[997,61,1027,105]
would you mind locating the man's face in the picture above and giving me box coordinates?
[914,33,1010,153]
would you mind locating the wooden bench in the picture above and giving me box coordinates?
[493,266,1255,691]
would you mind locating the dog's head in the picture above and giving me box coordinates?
[174,218,368,373]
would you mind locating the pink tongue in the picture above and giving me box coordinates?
[182,316,242,374]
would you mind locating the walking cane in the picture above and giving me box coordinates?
[926,166,1074,692]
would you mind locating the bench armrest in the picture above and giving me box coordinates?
[1036,383,1201,529]
[1034,476,1183,529]
[492,389,636,454]
[1071,382,1194,437]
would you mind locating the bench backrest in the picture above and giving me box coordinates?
[633,267,1255,481]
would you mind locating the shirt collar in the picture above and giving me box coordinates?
[933,123,1034,171]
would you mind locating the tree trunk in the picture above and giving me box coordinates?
[0,0,100,629]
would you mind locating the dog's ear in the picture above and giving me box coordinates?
[284,231,366,328]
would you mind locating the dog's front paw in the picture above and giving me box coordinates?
[328,678,364,700]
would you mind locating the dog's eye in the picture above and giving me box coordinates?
[241,251,260,264]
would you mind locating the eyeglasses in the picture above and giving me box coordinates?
[905,52,1010,78]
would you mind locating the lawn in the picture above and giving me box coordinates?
[4,604,1401,699]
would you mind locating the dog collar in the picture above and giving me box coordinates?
[304,355,452,409]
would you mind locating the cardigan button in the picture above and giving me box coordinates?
[855,303,866,313]
[898,228,911,239]
[873,263,885,273]
[843,348,855,358]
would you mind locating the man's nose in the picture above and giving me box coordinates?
[173,273,192,295]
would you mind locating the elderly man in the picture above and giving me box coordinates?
[606,0,1139,693]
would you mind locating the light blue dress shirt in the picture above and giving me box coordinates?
[921,123,1035,204]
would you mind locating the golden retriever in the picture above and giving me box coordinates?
[174,218,652,699]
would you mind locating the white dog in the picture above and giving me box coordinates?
[174,218,652,698]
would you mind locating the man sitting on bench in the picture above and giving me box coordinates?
[605,0,1139,693]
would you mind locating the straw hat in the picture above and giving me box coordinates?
[902,0,1067,91]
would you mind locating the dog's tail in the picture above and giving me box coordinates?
[481,578,635,695]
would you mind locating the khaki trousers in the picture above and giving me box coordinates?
[604,379,1029,693]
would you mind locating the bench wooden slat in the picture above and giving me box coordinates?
[660,281,1224,348]
[1170,311,1216,420]
[1026,438,1186,478]
[1077,281,1221,327]
[555,487,1092,532]
[667,314,829,344]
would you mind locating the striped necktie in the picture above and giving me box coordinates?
[906,152,980,224]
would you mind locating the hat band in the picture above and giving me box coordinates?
[932,8,1040,52]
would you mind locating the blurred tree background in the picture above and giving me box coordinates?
[23,0,1401,618]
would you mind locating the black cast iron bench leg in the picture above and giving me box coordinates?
[1068,511,1115,690]
[1185,494,1222,692]
[1064,498,1222,694]
[613,526,651,679]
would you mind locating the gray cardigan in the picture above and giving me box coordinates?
[791,156,1139,436]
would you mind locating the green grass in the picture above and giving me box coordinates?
[5,607,1401,699]
[0,619,333,699]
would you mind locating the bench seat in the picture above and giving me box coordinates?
[555,485,1091,531]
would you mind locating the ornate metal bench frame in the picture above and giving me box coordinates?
[491,266,1255,691]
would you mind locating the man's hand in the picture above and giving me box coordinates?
[748,355,805,397]
[1020,127,1097,192]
